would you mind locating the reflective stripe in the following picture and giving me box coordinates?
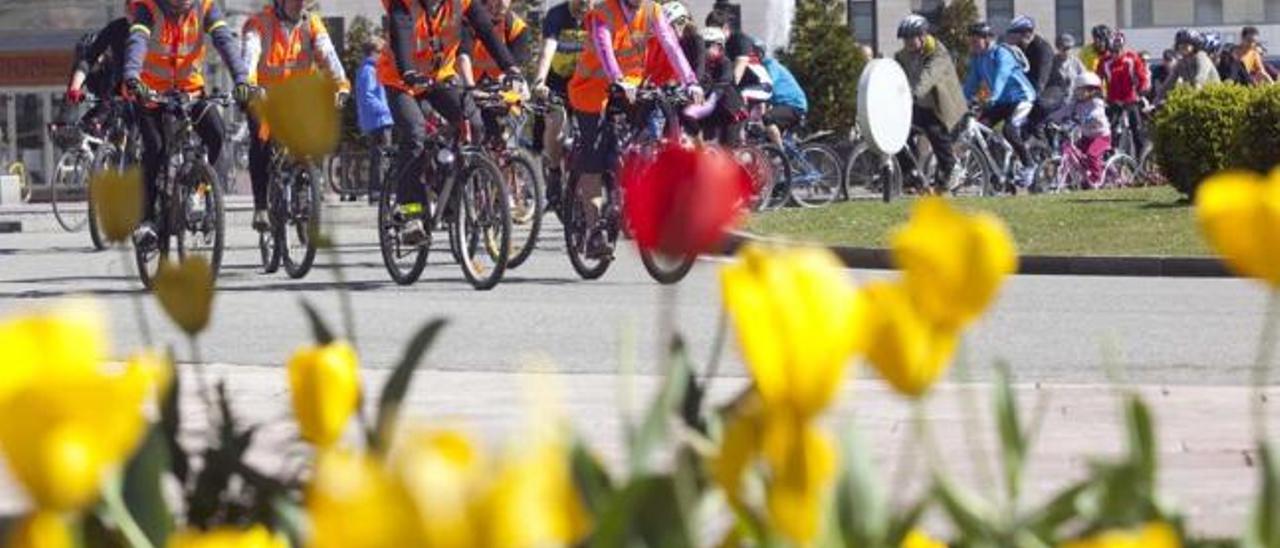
[137,0,211,91]
[471,14,526,78]
[573,0,651,80]
[130,24,151,35]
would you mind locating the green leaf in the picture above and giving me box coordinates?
[934,477,998,543]
[628,337,692,473]
[885,497,928,547]
[81,510,129,548]
[271,495,310,548]
[375,318,448,450]
[1023,480,1090,541]
[159,351,189,484]
[1245,442,1280,548]
[836,428,887,547]
[590,475,695,548]
[299,299,336,345]
[995,362,1026,503]
[1125,395,1157,484]
[570,440,616,517]
[122,426,174,546]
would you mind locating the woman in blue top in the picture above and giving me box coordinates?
[965,21,1038,188]
[752,41,806,148]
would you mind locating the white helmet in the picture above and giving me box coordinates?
[661,1,689,25]
[701,27,727,45]
[1074,72,1103,90]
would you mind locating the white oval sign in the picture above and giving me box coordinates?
[857,59,913,156]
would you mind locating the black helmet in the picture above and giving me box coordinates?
[897,14,929,39]
[1091,24,1112,43]
[1175,28,1203,49]
[968,22,995,38]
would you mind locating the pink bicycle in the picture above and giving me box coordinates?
[1033,122,1140,193]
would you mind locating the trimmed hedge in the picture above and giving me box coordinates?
[1153,83,1280,197]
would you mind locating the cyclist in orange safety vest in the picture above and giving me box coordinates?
[465,0,531,85]
[567,0,701,259]
[123,0,250,249]
[242,0,351,232]
[379,0,523,246]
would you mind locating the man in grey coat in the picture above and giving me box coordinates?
[894,14,967,192]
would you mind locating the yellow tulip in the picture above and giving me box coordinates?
[484,437,593,548]
[901,529,947,548]
[6,512,72,548]
[253,72,340,162]
[287,341,360,448]
[167,525,289,548]
[1195,169,1280,288]
[862,281,959,398]
[721,244,865,420]
[891,197,1016,331]
[307,450,423,548]
[0,300,103,402]
[1059,522,1181,548]
[88,167,143,244]
[391,428,486,547]
[153,256,215,336]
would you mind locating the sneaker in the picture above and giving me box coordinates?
[252,209,271,232]
[946,166,965,192]
[1018,166,1036,188]
[585,230,611,260]
[401,219,428,247]
[132,222,157,252]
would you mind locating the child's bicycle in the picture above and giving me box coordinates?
[1033,122,1140,193]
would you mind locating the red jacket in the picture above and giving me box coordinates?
[1097,50,1150,105]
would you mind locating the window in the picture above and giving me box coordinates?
[1268,0,1280,23]
[919,0,943,12]
[1056,0,1085,43]
[986,0,1014,33]
[848,0,876,49]
[1132,0,1153,27]
[1194,0,1223,25]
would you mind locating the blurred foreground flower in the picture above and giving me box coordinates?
[0,302,162,513]
[88,167,142,243]
[721,244,865,419]
[7,512,72,548]
[1195,169,1280,288]
[891,197,1016,330]
[307,450,423,548]
[392,429,486,546]
[287,341,360,448]
[154,256,214,336]
[862,281,959,398]
[483,435,592,548]
[167,525,288,548]
[623,142,753,256]
[252,72,340,162]
[1059,522,1181,548]
[901,529,947,548]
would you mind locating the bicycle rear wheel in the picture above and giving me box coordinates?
[87,145,121,250]
[176,161,225,284]
[52,150,90,232]
[501,150,543,270]
[135,194,171,290]
[788,143,842,207]
[563,172,615,280]
[283,167,322,279]
[843,141,899,200]
[759,145,791,210]
[454,152,511,290]
[378,179,428,285]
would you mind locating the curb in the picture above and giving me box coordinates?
[723,232,1235,278]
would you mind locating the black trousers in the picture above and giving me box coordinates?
[247,113,271,210]
[896,106,956,187]
[387,84,481,207]
[1107,103,1147,156]
[138,100,225,222]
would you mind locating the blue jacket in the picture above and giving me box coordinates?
[964,44,1036,106]
[355,57,393,134]
[763,58,807,112]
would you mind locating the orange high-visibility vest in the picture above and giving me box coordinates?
[377,0,472,91]
[244,7,329,87]
[569,0,658,113]
[470,12,526,81]
[131,0,216,92]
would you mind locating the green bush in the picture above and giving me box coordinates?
[935,0,978,79]
[1240,84,1280,175]
[1151,83,1254,197]
[777,0,867,133]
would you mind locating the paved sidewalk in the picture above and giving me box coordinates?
[0,365,1272,537]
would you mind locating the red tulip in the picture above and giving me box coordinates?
[623,142,754,257]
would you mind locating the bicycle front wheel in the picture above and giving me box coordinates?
[175,161,225,284]
[52,151,91,232]
[951,141,994,197]
[639,248,696,285]
[501,150,543,270]
[454,152,512,290]
[788,143,843,208]
[1102,153,1140,189]
[283,167,322,279]
[843,142,899,201]
[87,145,122,250]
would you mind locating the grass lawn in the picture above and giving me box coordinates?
[746,186,1212,257]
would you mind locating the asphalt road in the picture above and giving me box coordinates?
[0,204,1271,385]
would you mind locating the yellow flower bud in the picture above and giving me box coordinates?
[891,197,1017,331]
[307,450,423,548]
[862,281,959,399]
[166,525,289,548]
[287,341,360,448]
[6,511,72,548]
[1195,169,1280,288]
[153,257,215,336]
[1059,521,1181,548]
[88,167,143,243]
[253,72,340,162]
[902,529,947,548]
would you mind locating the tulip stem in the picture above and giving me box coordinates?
[102,476,156,548]
[703,307,728,387]
[1252,291,1280,442]
[322,215,358,348]
[659,284,677,373]
[122,246,153,347]
[912,399,943,475]
[953,340,996,493]
[187,335,217,425]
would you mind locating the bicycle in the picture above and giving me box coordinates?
[87,97,141,250]
[739,103,832,210]
[47,121,97,232]
[475,83,544,270]
[257,134,323,279]
[530,93,578,220]
[1033,122,1140,193]
[377,84,512,291]
[132,91,229,289]
[843,124,938,202]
